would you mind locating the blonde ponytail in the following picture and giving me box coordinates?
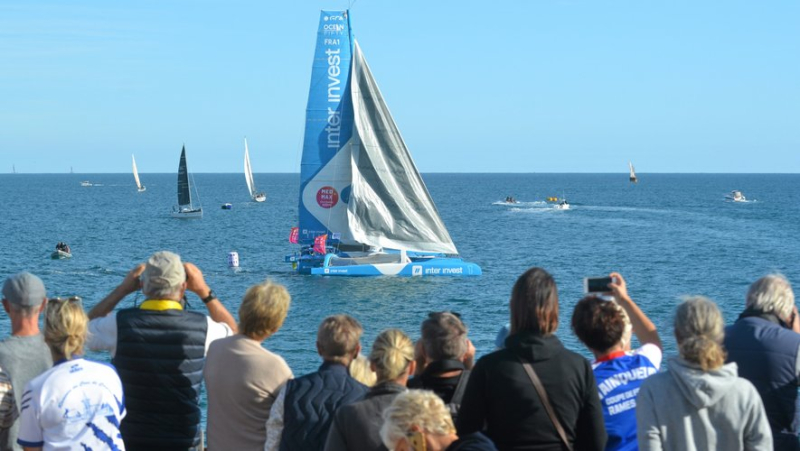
[369,329,414,383]
[45,300,88,360]
[674,296,726,371]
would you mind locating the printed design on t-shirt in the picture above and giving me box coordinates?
[596,356,658,416]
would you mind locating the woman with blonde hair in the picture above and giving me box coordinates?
[17,297,126,450]
[636,296,772,450]
[325,329,416,451]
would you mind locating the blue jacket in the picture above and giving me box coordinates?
[113,306,208,451]
[725,314,800,451]
[280,361,368,451]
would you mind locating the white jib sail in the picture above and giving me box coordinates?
[345,40,457,255]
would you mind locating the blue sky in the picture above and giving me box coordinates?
[1,1,798,173]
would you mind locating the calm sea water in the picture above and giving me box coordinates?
[1,172,798,412]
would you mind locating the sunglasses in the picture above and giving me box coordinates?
[427,311,462,320]
[47,296,82,311]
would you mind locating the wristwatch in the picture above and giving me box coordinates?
[201,290,217,304]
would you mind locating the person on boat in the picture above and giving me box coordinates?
[724,275,800,450]
[204,281,293,451]
[636,296,771,450]
[324,328,416,451]
[17,297,125,450]
[266,315,368,451]
[456,267,607,450]
[571,272,662,451]
[0,273,53,450]
[85,251,237,450]
[408,312,475,420]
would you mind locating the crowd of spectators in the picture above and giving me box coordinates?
[0,251,796,450]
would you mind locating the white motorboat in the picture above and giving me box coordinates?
[725,190,746,202]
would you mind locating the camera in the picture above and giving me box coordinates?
[584,276,614,294]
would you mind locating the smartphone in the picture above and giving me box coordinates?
[407,431,426,451]
[584,276,613,294]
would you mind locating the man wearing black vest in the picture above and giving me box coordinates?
[725,274,800,451]
[87,251,237,451]
[265,315,368,451]
[408,312,474,418]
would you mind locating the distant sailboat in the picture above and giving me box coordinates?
[244,138,266,202]
[629,162,638,183]
[132,155,146,192]
[171,145,202,218]
[11,165,15,174]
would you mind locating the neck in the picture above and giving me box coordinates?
[427,433,459,451]
[593,344,624,360]
[11,315,40,337]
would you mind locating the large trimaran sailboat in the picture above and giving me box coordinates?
[286,10,481,276]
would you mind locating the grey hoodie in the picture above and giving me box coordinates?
[636,357,772,451]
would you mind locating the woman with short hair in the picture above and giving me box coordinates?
[636,296,772,450]
[381,390,496,450]
[17,297,126,450]
[571,272,661,451]
[457,267,607,450]
[324,329,415,451]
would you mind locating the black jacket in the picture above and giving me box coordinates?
[324,381,406,451]
[456,331,606,451]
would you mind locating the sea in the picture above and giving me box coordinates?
[1,172,798,418]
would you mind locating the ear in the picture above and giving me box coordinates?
[354,343,362,357]
[38,298,47,313]
[407,359,417,377]
[316,341,323,357]
[369,360,377,372]
[1,300,9,314]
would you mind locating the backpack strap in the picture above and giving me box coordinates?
[515,355,573,451]
[450,369,471,407]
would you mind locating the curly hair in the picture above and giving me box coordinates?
[380,390,456,449]
[571,296,631,353]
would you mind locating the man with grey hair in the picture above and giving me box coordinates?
[725,274,800,451]
[87,251,237,451]
[0,272,53,451]
[408,312,475,416]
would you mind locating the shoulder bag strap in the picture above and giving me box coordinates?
[450,369,471,406]
[516,355,573,451]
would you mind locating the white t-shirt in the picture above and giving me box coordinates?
[17,358,125,451]
[86,311,233,356]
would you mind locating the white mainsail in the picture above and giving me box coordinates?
[244,138,266,202]
[629,161,638,183]
[132,155,145,191]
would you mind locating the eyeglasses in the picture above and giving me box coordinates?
[47,296,82,305]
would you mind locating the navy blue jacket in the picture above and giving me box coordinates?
[280,361,368,451]
[113,306,208,451]
[725,314,800,451]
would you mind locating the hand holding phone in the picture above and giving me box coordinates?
[407,431,426,451]
[584,276,614,294]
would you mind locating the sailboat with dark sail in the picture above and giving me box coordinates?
[285,11,481,276]
[171,145,202,218]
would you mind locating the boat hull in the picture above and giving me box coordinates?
[137,186,146,192]
[171,207,203,219]
[51,250,72,259]
[287,252,481,277]
[253,193,266,202]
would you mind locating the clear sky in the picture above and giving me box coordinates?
[1,1,798,173]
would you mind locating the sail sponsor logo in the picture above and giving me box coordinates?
[323,24,345,33]
[317,186,339,208]
[325,47,343,149]
[412,266,423,276]
[324,15,345,22]
[423,267,463,275]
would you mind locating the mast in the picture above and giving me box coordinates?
[244,138,256,197]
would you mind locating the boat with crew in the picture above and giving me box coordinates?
[629,162,638,183]
[80,181,92,187]
[171,145,203,218]
[244,138,266,202]
[285,11,481,277]
[725,190,746,202]
[554,199,570,210]
[132,155,146,192]
[51,242,72,259]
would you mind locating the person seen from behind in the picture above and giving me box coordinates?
[325,328,416,451]
[571,272,662,451]
[408,312,474,420]
[266,314,368,451]
[725,274,800,450]
[456,267,607,450]
[0,272,53,451]
[349,354,377,387]
[17,297,125,450]
[205,281,293,450]
[381,389,496,451]
[636,296,772,450]
[86,251,237,451]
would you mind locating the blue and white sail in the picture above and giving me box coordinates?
[290,10,478,276]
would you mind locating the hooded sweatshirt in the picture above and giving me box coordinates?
[636,357,772,451]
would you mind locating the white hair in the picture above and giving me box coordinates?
[746,274,795,320]
[380,390,455,449]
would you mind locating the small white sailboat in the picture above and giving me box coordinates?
[171,145,203,219]
[132,155,146,192]
[725,190,747,202]
[629,162,638,183]
[244,138,266,202]
[80,181,92,187]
